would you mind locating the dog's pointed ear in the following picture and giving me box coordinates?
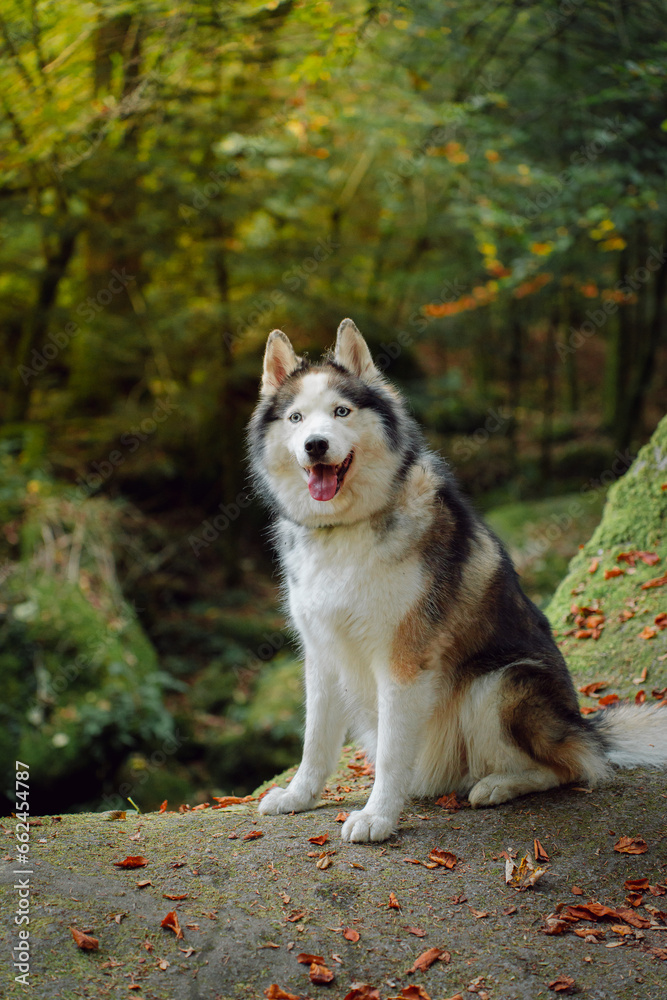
[262,329,300,394]
[334,318,377,380]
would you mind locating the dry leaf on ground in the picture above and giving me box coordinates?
[308,834,329,846]
[160,911,184,940]
[342,987,380,1000]
[70,926,99,951]
[400,986,432,999]
[406,947,450,974]
[549,974,576,993]
[505,855,546,889]
[113,856,148,868]
[534,839,549,862]
[343,927,360,942]
[613,835,648,854]
[428,848,457,869]
[264,986,300,1000]
[389,892,401,910]
[309,962,335,984]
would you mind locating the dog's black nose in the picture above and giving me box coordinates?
[304,436,329,460]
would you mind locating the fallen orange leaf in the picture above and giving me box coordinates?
[624,878,650,891]
[159,800,168,813]
[598,693,619,707]
[635,690,646,704]
[160,911,184,940]
[113,856,148,868]
[549,974,576,993]
[389,892,401,910]
[308,834,328,846]
[588,557,599,574]
[342,987,380,1000]
[309,962,335,984]
[70,926,99,951]
[641,572,667,590]
[434,792,466,811]
[211,795,254,808]
[640,626,657,640]
[264,986,300,1000]
[578,681,607,697]
[604,567,625,579]
[163,893,188,900]
[614,835,648,854]
[242,830,264,841]
[296,952,324,965]
[400,987,432,999]
[427,848,457,869]
[343,927,360,942]
[406,947,450,973]
[534,839,549,862]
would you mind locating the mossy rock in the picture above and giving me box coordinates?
[547,414,667,703]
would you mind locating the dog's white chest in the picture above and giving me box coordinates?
[281,521,423,659]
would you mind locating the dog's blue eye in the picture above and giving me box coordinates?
[288,412,302,423]
[334,406,351,417]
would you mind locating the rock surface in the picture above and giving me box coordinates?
[2,750,667,1000]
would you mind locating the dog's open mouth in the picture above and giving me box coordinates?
[307,451,354,502]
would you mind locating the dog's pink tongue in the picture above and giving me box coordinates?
[308,464,337,501]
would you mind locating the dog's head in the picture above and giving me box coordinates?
[249,319,418,527]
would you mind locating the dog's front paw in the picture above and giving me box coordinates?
[340,808,395,843]
[257,785,317,816]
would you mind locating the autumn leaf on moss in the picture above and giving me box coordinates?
[613,835,648,854]
[114,856,148,868]
[405,947,450,973]
[264,986,300,1000]
[212,795,254,808]
[70,926,99,950]
[427,848,457,869]
[578,681,607,697]
[505,855,546,890]
[343,927,360,942]
[400,986,432,999]
[549,974,575,993]
[534,839,549,862]
[161,910,184,939]
[388,892,401,910]
[309,962,335,984]
[308,834,328,846]
[342,987,380,1000]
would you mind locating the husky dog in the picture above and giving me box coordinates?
[249,318,667,842]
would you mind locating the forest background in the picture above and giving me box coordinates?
[1,0,666,816]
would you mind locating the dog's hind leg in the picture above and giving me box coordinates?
[259,653,346,817]
[463,660,610,809]
[469,766,560,807]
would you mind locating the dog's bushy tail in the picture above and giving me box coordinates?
[590,703,667,767]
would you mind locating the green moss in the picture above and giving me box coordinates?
[547,414,667,698]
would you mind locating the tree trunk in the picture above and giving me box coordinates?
[6,228,78,422]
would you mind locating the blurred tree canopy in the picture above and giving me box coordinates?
[1,0,667,812]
